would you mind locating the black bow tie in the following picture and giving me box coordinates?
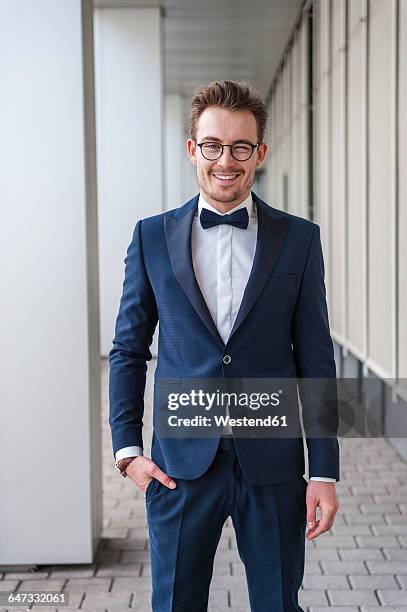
[199,207,249,230]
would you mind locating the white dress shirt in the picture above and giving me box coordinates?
[115,191,336,483]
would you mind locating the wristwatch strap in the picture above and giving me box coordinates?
[114,456,137,477]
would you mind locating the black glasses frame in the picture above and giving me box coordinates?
[196,141,260,161]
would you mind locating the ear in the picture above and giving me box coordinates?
[187,139,197,166]
[255,143,268,168]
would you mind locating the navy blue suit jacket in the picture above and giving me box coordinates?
[108,191,340,485]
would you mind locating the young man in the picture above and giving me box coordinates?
[109,80,340,612]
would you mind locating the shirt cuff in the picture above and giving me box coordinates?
[115,446,144,461]
[310,477,336,482]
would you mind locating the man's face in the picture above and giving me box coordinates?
[187,106,267,212]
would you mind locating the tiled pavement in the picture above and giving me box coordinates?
[1,358,407,611]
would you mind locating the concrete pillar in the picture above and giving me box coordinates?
[165,94,184,210]
[0,0,101,563]
[94,7,164,356]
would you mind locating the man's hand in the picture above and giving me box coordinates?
[125,456,177,496]
[306,481,339,540]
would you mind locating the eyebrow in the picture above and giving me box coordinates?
[200,136,255,145]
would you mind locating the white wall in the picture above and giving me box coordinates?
[266,0,405,383]
[366,0,397,379]
[330,0,346,346]
[165,94,184,210]
[266,12,310,217]
[313,0,332,305]
[0,0,102,563]
[94,7,164,356]
[399,0,407,384]
[347,0,368,362]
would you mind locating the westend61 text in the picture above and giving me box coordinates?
[168,415,288,427]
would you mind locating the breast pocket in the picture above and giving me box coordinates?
[262,272,298,293]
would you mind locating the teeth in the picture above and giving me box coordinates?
[213,174,238,180]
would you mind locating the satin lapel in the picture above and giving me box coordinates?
[228,193,290,342]
[164,196,224,346]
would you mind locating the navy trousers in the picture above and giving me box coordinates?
[145,437,307,612]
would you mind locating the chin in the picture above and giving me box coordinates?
[210,190,242,203]
[220,192,242,202]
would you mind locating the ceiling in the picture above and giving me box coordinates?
[94,0,303,100]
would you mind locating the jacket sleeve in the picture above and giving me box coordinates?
[291,223,340,481]
[108,219,158,457]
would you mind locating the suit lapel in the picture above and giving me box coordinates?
[228,193,289,341]
[164,192,289,347]
[164,195,225,346]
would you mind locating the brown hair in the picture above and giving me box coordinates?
[189,80,268,144]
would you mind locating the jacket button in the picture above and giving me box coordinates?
[223,354,232,364]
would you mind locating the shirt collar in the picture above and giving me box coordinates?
[197,191,255,218]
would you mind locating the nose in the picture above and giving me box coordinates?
[217,146,235,166]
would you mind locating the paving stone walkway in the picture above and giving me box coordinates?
[1,358,407,611]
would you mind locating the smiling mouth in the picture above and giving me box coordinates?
[212,173,241,184]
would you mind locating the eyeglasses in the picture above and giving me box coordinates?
[196,141,260,161]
